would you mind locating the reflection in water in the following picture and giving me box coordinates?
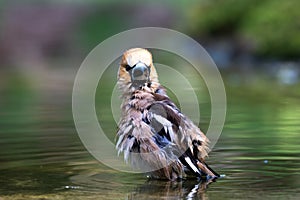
[128,179,215,200]
[70,168,216,200]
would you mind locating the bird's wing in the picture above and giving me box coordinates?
[148,91,219,178]
[116,90,183,179]
[116,88,219,179]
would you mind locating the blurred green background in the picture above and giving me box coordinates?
[0,0,299,199]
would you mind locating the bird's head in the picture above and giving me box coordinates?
[118,48,159,92]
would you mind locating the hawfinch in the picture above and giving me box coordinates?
[116,48,219,181]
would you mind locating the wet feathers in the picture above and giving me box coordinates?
[116,48,219,180]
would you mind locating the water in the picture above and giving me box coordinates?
[0,73,299,199]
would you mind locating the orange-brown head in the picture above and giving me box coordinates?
[118,48,159,92]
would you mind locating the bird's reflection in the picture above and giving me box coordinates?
[128,178,216,200]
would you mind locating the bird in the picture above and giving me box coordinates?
[116,48,219,181]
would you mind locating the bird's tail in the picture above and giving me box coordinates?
[179,151,219,180]
[197,160,220,179]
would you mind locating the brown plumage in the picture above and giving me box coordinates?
[116,48,219,181]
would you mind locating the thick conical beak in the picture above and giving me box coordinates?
[130,62,150,87]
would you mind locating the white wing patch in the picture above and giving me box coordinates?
[151,113,175,141]
[184,156,200,174]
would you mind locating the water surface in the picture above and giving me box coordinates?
[0,73,299,199]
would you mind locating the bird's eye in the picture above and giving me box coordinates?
[125,65,133,71]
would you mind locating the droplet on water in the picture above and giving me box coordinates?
[64,185,80,189]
